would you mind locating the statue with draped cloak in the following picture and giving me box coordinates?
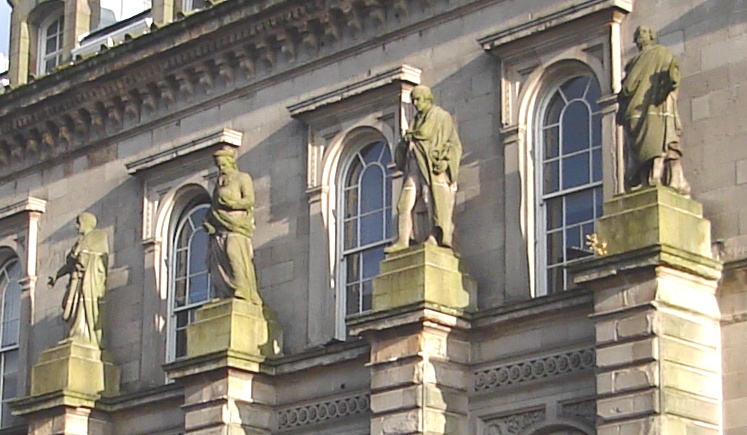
[204,148,262,304]
[48,212,109,348]
[617,25,691,195]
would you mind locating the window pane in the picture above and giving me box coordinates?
[547,267,563,295]
[346,283,360,315]
[587,78,602,113]
[543,126,559,160]
[544,160,559,193]
[360,212,383,246]
[346,157,363,187]
[560,76,589,101]
[175,329,187,358]
[360,166,384,214]
[561,153,590,190]
[345,187,359,219]
[592,113,602,147]
[561,101,590,154]
[565,225,583,259]
[361,280,373,312]
[175,249,188,278]
[545,197,562,231]
[174,278,187,307]
[188,273,210,305]
[592,147,602,182]
[346,253,360,283]
[565,189,595,225]
[344,219,358,250]
[595,187,604,217]
[1,321,18,348]
[189,229,209,274]
[361,142,384,164]
[362,246,385,280]
[544,93,564,125]
[547,231,563,266]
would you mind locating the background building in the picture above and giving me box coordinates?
[0,0,743,434]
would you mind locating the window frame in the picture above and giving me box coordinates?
[37,12,65,75]
[0,257,20,427]
[336,139,394,328]
[535,75,604,297]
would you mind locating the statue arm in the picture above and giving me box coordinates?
[48,251,77,287]
[234,174,255,211]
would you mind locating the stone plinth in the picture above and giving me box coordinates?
[574,188,723,435]
[11,339,119,435]
[165,298,283,435]
[373,244,476,313]
[350,244,474,435]
[187,298,283,358]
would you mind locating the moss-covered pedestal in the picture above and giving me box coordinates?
[164,298,283,435]
[573,186,723,435]
[11,339,120,435]
[350,244,475,435]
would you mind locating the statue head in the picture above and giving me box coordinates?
[634,25,657,50]
[76,212,97,235]
[214,148,239,176]
[411,85,434,113]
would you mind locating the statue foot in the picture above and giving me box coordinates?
[384,241,409,253]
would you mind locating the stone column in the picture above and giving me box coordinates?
[164,298,283,434]
[350,244,476,435]
[574,186,723,434]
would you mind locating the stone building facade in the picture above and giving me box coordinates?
[0,0,743,434]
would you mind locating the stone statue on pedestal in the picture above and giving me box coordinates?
[617,25,691,196]
[204,148,262,304]
[385,85,462,253]
[48,212,109,348]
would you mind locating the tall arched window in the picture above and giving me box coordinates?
[38,13,64,75]
[339,141,393,321]
[168,203,212,360]
[537,75,603,296]
[0,258,20,425]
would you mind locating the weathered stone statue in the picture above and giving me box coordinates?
[617,25,690,195]
[385,85,462,253]
[204,148,262,304]
[48,212,109,348]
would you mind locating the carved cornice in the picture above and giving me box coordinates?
[0,0,504,180]
[0,197,47,221]
[276,393,370,431]
[474,347,595,392]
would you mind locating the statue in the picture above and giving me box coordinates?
[204,148,262,304]
[48,212,109,348]
[385,85,462,253]
[617,25,691,196]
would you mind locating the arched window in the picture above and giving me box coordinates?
[38,13,64,75]
[339,141,393,321]
[0,258,20,425]
[167,203,212,360]
[537,75,603,296]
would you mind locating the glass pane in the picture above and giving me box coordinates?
[176,311,189,328]
[2,373,16,400]
[1,321,18,348]
[592,147,602,182]
[543,126,559,160]
[344,219,358,250]
[545,197,562,231]
[188,273,210,304]
[592,113,602,146]
[561,101,590,154]
[46,35,58,54]
[565,225,583,260]
[346,253,360,283]
[560,76,589,101]
[361,142,384,164]
[177,223,192,249]
[346,283,360,315]
[544,160,559,193]
[45,58,57,72]
[595,187,604,217]
[175,249,188,278]
[587,77,602,113]
[544,93,564,125]
[174,278,187,307]
[360,212,383,246]
[547,267,564,294]
[361,280,373,312]
[175,329,187,358]
[360,166,384,214]
[345,187,359,219]
[547,231,563,266]
[561,153,590,190]
[189,230,209,274]
[565,189,595,225]
[346,157,363,187]
[362,246,385,280]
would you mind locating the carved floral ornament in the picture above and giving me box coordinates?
[0,0,453,177]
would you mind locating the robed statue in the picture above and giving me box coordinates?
[204,148,262,304]
[385,85,462,253]
[617,25,690,195]
[48,212,109,348]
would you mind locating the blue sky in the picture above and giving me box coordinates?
[0,1,9,58]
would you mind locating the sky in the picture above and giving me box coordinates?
[0,1,9,59]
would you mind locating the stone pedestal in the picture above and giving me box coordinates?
[165,298,282,434]
[574,187,723,435]
[11,339,120,435]
[350,244,475,435]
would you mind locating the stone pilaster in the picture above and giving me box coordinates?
[11,339,120,435]
[574,186,723,435]
[350,244,475,435]
[164,298,282,435]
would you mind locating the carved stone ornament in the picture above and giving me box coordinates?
[483,409,546,435]
[277,393,370,431]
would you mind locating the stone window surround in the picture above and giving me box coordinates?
[37,12,65,76]
[288,64,421,341]
[125,128,239,372]
[479,0,630,299]
[0,197,46,412]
